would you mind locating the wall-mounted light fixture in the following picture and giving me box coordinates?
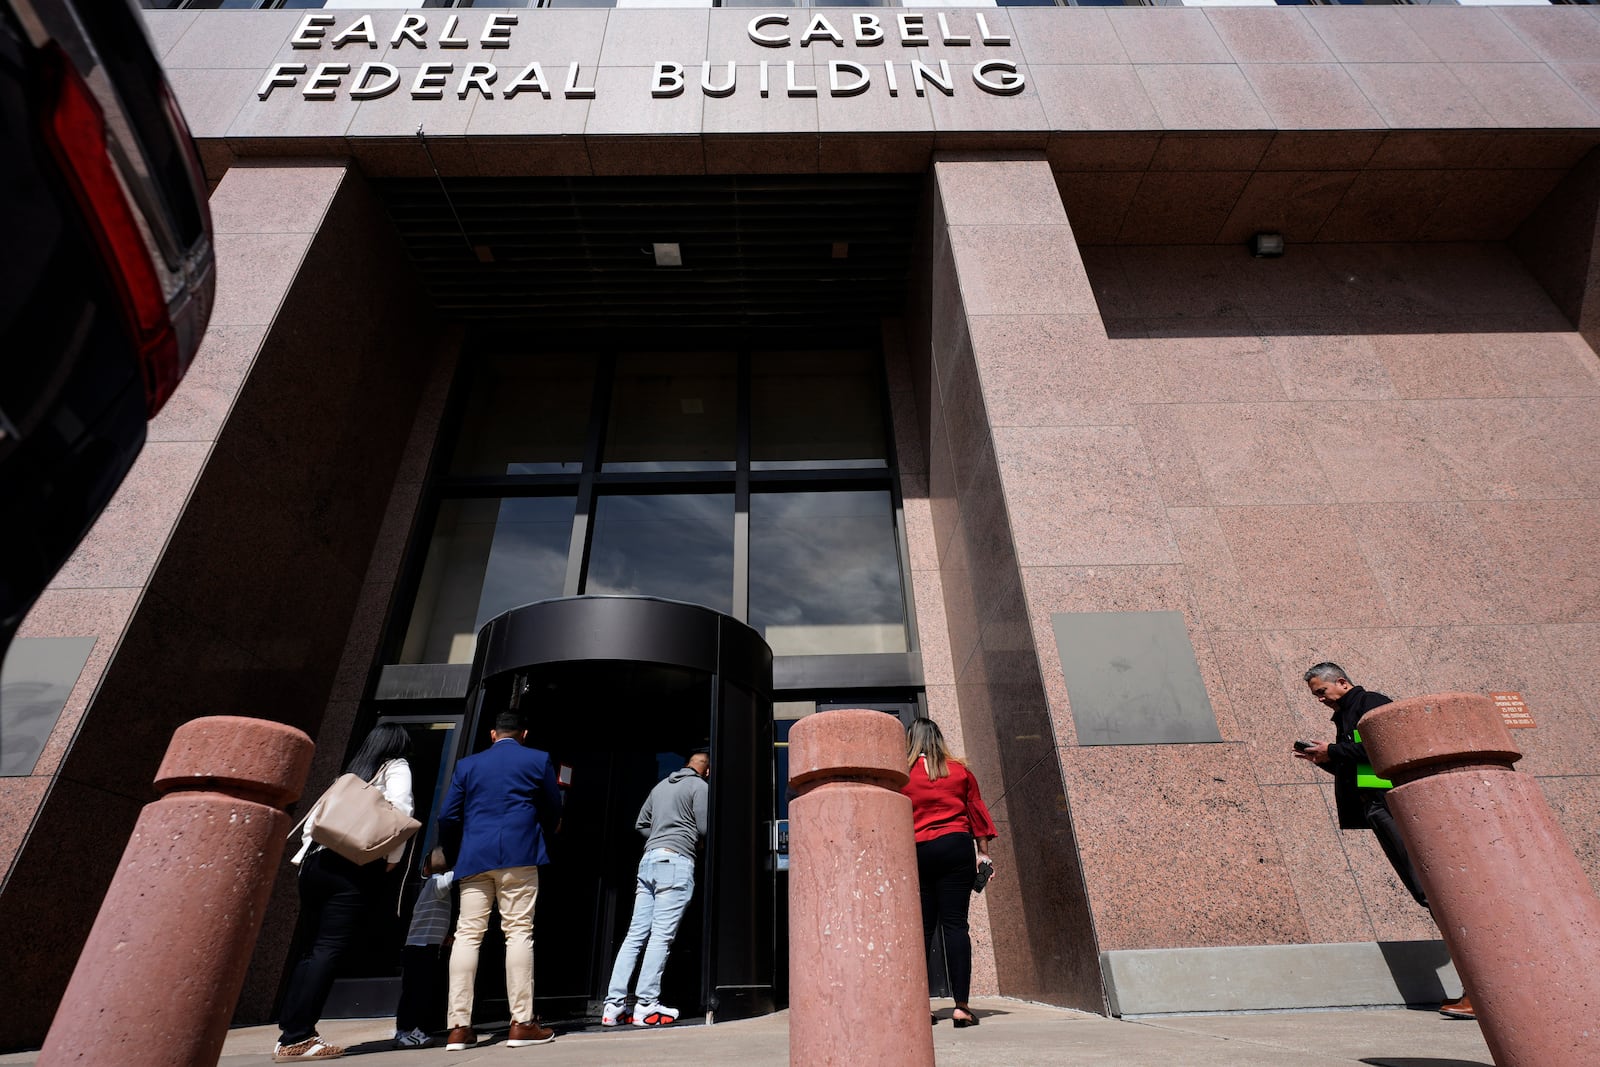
[653,242,683,267]
[1250,232,1285,258]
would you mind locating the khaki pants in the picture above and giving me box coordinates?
[448,866,539,1027]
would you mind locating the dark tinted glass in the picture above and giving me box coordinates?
[748,490,906,656]
[449,353,594,476]
[400,496,576,663]
[603,352,736,472]
[587,493,735,613]
[750,350,887,470]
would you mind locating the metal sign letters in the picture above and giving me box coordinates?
[256,12,1027,103]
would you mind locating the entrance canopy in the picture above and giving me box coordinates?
[468,594,773,701]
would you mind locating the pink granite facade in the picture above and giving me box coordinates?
[4,2,1600,1044]
[0,162,453,1048]
[898,153,1600,1008]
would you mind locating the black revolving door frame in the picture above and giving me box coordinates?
[463,595,776,1022]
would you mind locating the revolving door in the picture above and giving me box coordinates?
[461,595,776,1023]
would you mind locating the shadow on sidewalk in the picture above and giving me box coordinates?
[1362,1058,1493,1067]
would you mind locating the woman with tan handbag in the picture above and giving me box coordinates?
[275,724,415,1062]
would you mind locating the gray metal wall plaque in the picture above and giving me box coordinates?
[0,637,96,775]
[1051,611,1220,746]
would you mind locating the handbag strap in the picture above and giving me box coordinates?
[284,764,389,844]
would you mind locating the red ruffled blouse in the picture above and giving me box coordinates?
[901,758,999,844]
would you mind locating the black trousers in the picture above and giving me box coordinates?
[1366,795,1429,909]
[395,944,444,1034]
[279,849,382,1044]
[916,831,975,1004]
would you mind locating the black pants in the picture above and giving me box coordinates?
[279,849,382,1045]
[395,944,443,1034]
[1367,795,1429,909]
[916,832,975,1004]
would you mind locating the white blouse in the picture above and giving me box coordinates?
[292,758,414,866]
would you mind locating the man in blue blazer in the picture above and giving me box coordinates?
[438,710,563,1050]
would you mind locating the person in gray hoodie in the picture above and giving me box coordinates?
[601,749,711,1028]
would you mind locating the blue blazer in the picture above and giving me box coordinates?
[437,738,563,880]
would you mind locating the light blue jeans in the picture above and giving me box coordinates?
[605,848,695,1006]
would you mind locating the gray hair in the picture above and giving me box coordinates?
[1303,662,1350,685]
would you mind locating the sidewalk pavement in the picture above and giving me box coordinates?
[0,997,1493,1066]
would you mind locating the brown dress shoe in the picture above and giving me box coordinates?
[1440,993,1475,1019]
[507,1020,556,1046]
[445,1027,478,1051]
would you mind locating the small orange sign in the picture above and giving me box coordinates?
[1491,692,1535,729]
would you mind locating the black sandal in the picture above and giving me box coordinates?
[952,1010,978,1028]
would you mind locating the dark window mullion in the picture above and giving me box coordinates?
[747,469,893,490]
[876,343,919,657]
[566,352,614,596]
[433,475,582,496]
[590,471,738,491]
[733,350,752,623]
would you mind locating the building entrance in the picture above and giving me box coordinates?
[515,660,711,1022]
[462,595,776,1024]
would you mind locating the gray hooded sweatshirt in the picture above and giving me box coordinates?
[637,767,709,857]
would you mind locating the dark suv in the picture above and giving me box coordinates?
[0,0,214,647]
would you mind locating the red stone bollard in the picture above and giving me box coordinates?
[1360,692,1600,1067]
[788,709,934,1067]
[38,716,314,1067]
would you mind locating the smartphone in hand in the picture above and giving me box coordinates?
[1293,741,1312,752]
[973,859,994,894]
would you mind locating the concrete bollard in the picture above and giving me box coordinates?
[1360,692,1600,1067]
[38,716,314,1067]
[787,709,934,1067]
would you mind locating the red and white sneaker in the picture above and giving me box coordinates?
[632,1002,678,1027]
[601,1002,632,1027]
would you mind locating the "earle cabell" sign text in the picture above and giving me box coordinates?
[255,12,1027,103]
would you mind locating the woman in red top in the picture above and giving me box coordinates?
[902,717,998,1028]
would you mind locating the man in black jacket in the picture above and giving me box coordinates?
[1295,662,1474,1020]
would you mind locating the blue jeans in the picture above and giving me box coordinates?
[606,849,695,1005]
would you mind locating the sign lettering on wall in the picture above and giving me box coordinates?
[256,12,1027,103]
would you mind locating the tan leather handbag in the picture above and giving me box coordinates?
[291,763,421,865]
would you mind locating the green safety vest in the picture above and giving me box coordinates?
[1351,728,1392,790]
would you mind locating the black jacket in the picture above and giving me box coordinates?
[1320,685,1393,830]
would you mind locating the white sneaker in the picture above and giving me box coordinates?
[632,1002,678,1027]
[393,1028,433,1049]
[601,1002,632,1027]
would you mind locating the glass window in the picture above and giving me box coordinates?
[749,490,907,656]
[586,493,735,614]
[750,350,888,471]
[603,352,736,472]
[0,637,95,775]
[400,496,576,664]
[449,353,594,476]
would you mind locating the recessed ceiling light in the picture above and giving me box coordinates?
[1250,233,1285,258]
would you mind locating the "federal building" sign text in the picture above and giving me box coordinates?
[255,12,1027,103]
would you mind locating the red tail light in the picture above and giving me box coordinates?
[38,43,181,415]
